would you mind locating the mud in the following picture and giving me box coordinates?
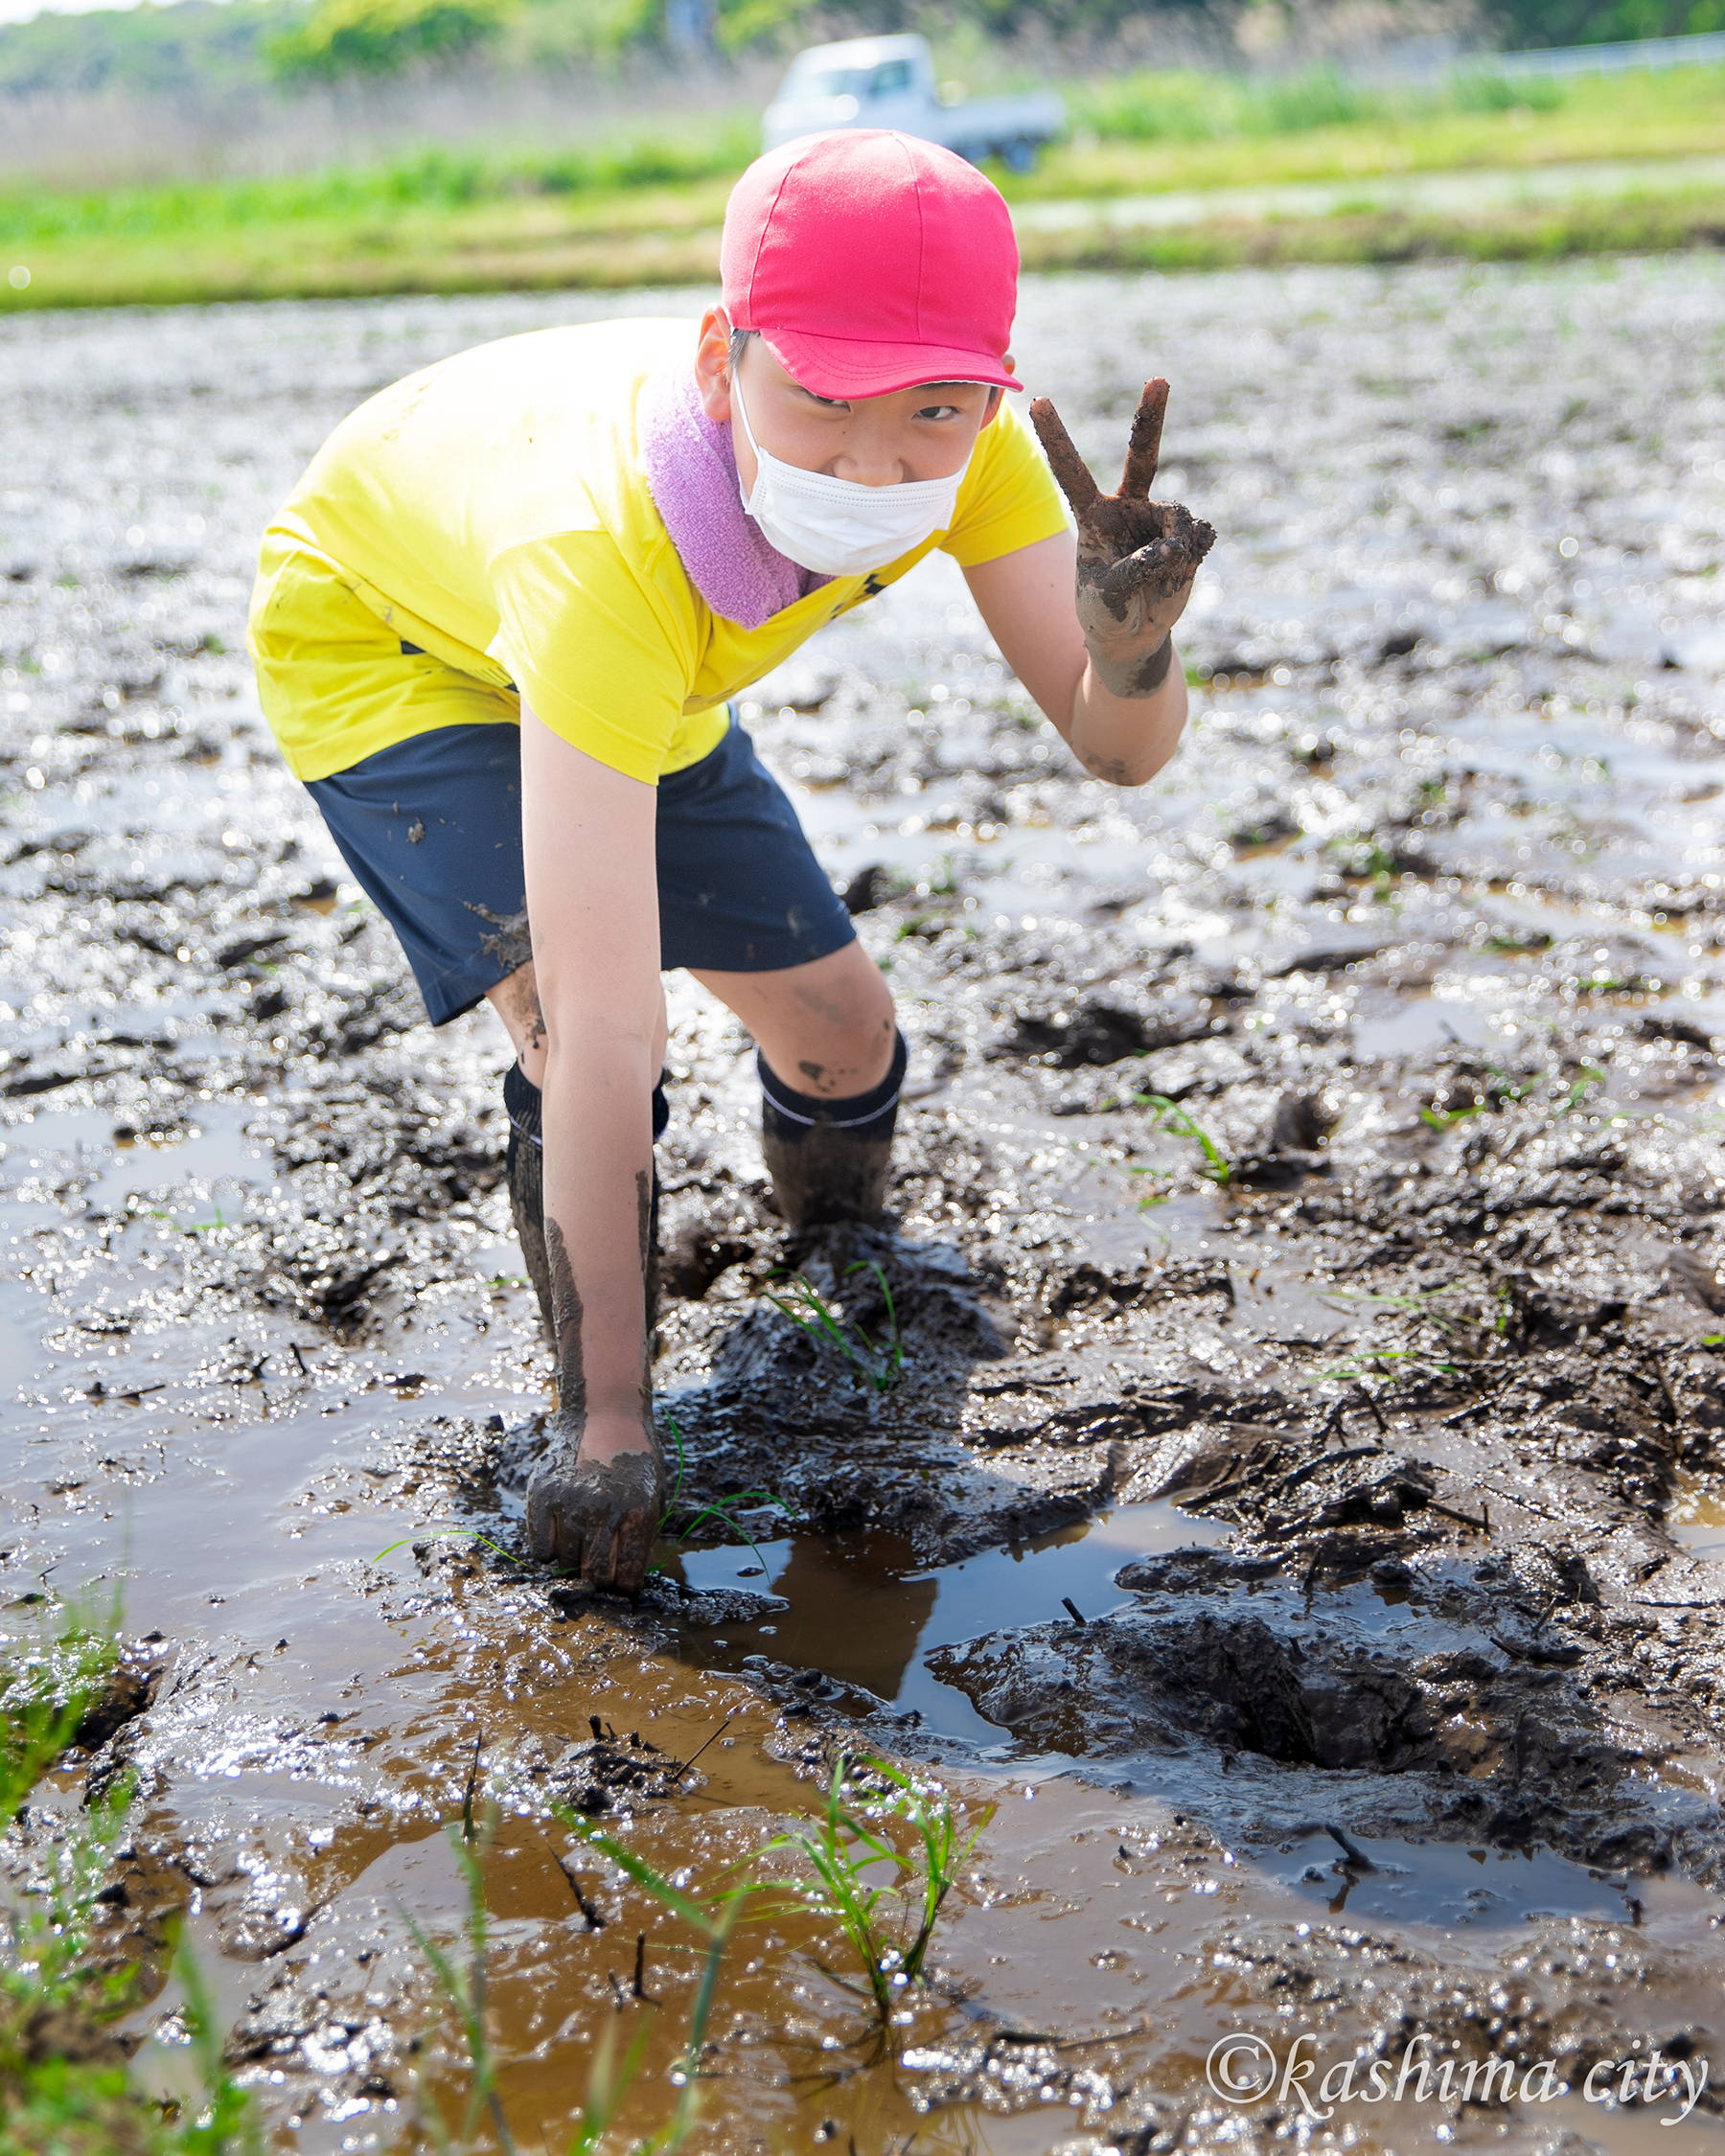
[4,258,1725,2153]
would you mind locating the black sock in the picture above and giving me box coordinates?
[757,1031,908,1148]
[504,1064,669,1163]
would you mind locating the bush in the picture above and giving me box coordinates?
[1449,65,1566,109]
[1260,63,1368,129]
[267,0,510,80]
[1066,63,1568,148]
[1479,0,1723,41]
[0,0,303,103]
[1065,70,1229,141]
[505,0,658,67]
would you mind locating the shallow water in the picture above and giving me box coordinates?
[5,260,1725,2152]
[673,1498,1232,1747]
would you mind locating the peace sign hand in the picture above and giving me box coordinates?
[1031,379,1216,700]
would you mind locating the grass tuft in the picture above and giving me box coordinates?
[654,1411,792,1576]
[760,1757,991,2033]
[0,1599,258,2155]
[765,1263,906,1391]
[1133,1092,1232,1185]
[409,1750,989,2145]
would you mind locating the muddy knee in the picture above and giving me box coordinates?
[759,1031,907,1228]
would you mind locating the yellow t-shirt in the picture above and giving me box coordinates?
[249,317,1068,785]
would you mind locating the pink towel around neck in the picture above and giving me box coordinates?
[638,358,829,631]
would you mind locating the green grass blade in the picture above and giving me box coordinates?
[374,1526,520,1566]
[561,1819,724,1936]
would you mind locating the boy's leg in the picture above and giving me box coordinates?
[488,961,670,1342]
[691,943,906,1227]
[293,705,669,1352]
[656,714,907,1229]
[693,939,895,1100]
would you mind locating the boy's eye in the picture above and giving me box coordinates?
[915,403,960,421]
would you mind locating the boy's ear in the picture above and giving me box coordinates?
[695,306,734,424]
[979,385,1004,429]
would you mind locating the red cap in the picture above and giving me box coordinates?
[721,130,1021,401]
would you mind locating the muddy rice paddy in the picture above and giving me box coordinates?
[5,259,1725,2154]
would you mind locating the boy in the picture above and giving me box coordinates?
[248,128,1214,1596]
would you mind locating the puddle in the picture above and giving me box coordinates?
[1668,1479,1725,1566]
[1353,995,1504,1059]
[673,1499,1230,1748]
[1276,1829,1669,1932]
[0,1296,48,1390]
[0,1099,274,1214]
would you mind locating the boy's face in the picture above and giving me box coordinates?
[695,307,1004,491]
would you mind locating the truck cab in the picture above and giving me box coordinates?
[763,34,1064,172]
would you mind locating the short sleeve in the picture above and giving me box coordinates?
[940,398,1070,570]
[488,532,699,784]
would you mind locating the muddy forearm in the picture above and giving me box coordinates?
[539,1039,655,1438]
[1065,650,1189,787]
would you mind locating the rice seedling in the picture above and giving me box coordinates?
[374,1526,522,1567]
[1132,1093,1231,1185]
[1556,1059,1608,1115]
[765,1262,905,1391]
[1419,1059,1536,1127]
[1419,1098,1485,1129]
[0,1597,258,2154]
[1307,1284,1491,1393]
[760,1757,992,2031]
[1307,1345,1467,1388]
[654,1412,792,1578]
[1319,1287,1469,1336]
[1126,1162,1173,1211]
[148,1197,230,1232]
[556,1819,755,2150]
[565,2010,658,2155]
[1422,1056,1606,1129]
[402,1810,517,2156]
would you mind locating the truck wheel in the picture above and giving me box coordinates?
[1001,136,1038,173]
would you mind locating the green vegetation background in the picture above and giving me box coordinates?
[2,0,1722,108]
[4,62,1725,310]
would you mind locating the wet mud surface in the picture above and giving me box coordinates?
[4,259,1725,2151]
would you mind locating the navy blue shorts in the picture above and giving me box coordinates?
[305,712,856,1025]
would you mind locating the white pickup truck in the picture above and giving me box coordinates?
[762,34,1065,173]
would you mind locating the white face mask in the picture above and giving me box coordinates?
[732,371,969,578]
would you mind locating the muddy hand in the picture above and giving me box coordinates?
[1031,379,1216,698]
[526,1427,667,1595]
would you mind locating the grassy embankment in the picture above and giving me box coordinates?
[1,63,1722,309]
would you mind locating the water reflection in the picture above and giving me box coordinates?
[675,1500,1230,1746]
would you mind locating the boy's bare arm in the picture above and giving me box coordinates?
[518,706,666,1591]
[964,379,1215,788]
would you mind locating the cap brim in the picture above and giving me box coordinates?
[761,325,1022,400]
